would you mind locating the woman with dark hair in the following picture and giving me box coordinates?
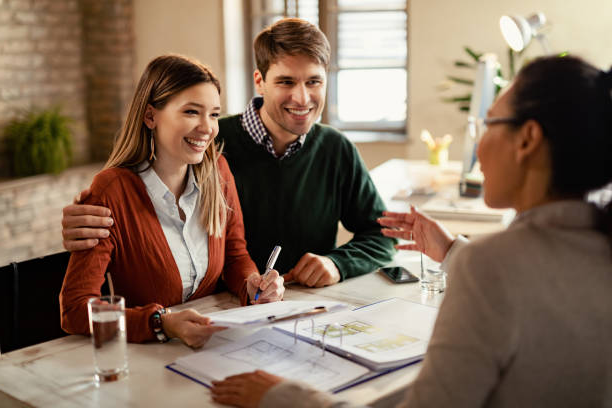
[211,55,612,407]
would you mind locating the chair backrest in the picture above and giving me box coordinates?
[1,251,71,353]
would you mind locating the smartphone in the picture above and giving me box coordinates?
[380,266,419,283]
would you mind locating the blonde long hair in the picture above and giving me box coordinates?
[104,54,227,237]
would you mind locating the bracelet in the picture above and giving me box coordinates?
[150,308,170,343]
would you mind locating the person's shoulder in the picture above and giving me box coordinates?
[312,122,348,141]
[451,225,530,278]
[310,123,357,154]
[218,114,245,146]
[219,113,241,123]
[219,114,242,131]
[90,167,139,196]
[216,153,231,174]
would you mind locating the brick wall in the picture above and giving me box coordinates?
[0,0,88,176]
[0,163,102,266]
[81,0,134,161]
[0,0,134,264]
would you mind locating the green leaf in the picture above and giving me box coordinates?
[464,46,482,62]
[454,61,475,68]
[508,47,516,79]
[442,94,472,103]
[447,75,474,85]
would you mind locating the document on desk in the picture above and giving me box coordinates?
[167,298,439,392]
[419,195,515,223]
[273,297,438,371]
[207,300,349,327]
[168,327,370,392]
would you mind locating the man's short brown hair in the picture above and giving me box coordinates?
[254,18,331,79]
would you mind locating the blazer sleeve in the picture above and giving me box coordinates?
[59,174,162,343]
[218,157,258,305]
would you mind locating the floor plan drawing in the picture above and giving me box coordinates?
[355,333,419,353]
[222,340,293,367]
[308,320,380,338]
[282,358,340,384]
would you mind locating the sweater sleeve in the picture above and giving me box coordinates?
[400,242,518,408]
[219,157,257,305]
[325,143,396,280]
[59,175,162,343]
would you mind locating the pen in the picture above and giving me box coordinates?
[266,305,327,323]
[254,245,282,301]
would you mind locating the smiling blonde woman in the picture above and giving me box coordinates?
[60,55,284,348]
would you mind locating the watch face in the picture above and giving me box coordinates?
[151,310,169,342]
[151,310,164,331]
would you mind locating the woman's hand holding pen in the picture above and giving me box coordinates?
[378,205,455,263]
[161,309,226,349]
[247,271,284,304]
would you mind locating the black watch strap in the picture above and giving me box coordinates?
[150,308,169,343]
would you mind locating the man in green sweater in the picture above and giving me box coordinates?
[61,18,395,287]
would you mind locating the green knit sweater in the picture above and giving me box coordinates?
[218,115,395,280]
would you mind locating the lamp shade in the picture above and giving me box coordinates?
[499,13,547,52]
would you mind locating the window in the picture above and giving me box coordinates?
[248,0,408,139]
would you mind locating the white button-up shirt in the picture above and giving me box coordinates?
[139,164,209,302]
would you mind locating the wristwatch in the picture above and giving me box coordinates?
[150,308,170,343]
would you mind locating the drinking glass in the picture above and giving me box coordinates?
[87,295,128,382]
[420,253,446,292]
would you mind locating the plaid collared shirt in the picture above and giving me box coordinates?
[240,97,306,160]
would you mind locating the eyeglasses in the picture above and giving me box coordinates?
[467,116,523,142]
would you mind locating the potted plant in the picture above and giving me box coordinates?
[440,46,509,113]
[4,107,73,177]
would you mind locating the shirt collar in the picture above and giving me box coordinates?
[138,163,200,213]
[241,97,268,145]
[240,97,307,159]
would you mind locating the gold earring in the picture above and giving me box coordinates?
[149,129,156,161]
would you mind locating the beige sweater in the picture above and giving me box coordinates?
[261,200,612,408]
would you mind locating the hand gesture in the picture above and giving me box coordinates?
[284,253,340,288]
[161,308,226,348]
[246,271,284,304]
[378,205,454,262]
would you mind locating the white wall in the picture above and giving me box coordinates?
[132,1,612,164]
[133,0,227,108]
[408,0,612,161]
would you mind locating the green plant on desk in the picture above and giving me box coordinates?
[4,107,73,177]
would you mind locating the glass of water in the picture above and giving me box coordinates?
[87,295,128,382]
[420,253,446,293]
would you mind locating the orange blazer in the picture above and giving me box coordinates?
[60,156,257,342]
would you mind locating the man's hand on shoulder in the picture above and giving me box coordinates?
[62,188,113,252]
[284,253,341,288]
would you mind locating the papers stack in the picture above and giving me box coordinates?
[167,298,439,392]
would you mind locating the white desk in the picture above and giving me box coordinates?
[0,272,439,408]
[369,159,507,237]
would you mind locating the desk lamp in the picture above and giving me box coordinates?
[499,12,551,53]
